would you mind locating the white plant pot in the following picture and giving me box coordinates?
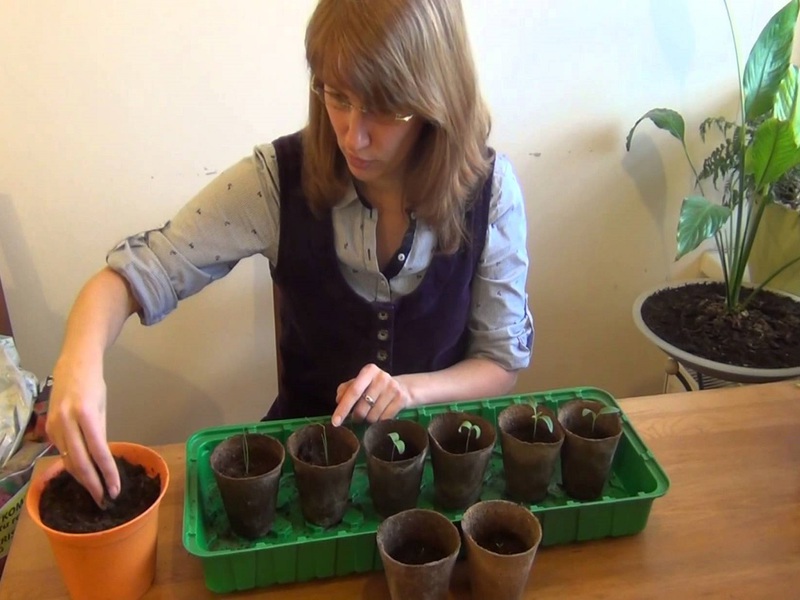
[633,279,800,384]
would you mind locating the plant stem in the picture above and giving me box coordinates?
[317,423,329,466]
[241,431,250,476]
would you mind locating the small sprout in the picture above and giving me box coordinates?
[581,406,621,434]
[241,429,250,476]
[458,420,482,453]
[318,423,330,466]
[304,418,330,466]
[388,432,406,462]
[529,401,554,438]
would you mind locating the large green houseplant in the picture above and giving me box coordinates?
[626,0,800,380]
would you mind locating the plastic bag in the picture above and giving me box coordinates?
[0,336,37,469]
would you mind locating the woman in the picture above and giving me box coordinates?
[47,0,533,506]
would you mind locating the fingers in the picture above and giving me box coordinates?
[47,379,119,506]
[333,365,409,425]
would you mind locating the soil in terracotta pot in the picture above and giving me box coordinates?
[641,282,800,369]
[474,530,529,556]
[39,456,161,533]
[391,540,449,565]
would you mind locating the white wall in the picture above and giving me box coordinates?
[0,0,791,444]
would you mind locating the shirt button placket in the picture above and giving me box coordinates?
[376,308,393,370]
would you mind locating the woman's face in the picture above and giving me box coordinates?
[321,82,424,191]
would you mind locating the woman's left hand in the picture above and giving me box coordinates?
[332,364,413,426]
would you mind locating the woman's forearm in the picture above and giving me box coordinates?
[398,358,519,408]
[55,267,140,373]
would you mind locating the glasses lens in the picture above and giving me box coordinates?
[311,76,412,124]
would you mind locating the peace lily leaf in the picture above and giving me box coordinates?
[746,117,800,189]
[774,65,799,125]
[743,0,799,122]
[676,196,731,260]
[625,108,685,151]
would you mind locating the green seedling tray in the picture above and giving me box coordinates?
[183,386,669,593]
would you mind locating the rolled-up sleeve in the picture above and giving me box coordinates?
[467,154,534,370]
[107,148,280,325]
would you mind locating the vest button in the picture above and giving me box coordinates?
[377,350,388,362]
[378,311,389,321]
[377,329,389,341]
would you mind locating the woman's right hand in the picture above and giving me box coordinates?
[47,355,120,507]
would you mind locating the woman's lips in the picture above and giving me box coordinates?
[346,154,374,170]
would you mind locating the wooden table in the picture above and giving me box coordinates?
[2,381,798,598]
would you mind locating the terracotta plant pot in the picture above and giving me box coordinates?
[461,500,543,600]
[26,442,170,600]
[210,432,285,539]
[498,404,564,503]
[427,412,496,510]
[558,399,623,501]
[286,422,359,528]
[376,508,461,600]
[363,419,429,518]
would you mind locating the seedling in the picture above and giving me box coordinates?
[304,418,330,466]
[388,432,406,462]
[241,429,250,475]
[458,420,482,453]
[317,423,330,466]
[529,401,554,438]
[581,406,621,434]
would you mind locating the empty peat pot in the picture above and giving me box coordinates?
[376,508,461,600]
[461,499,543,600]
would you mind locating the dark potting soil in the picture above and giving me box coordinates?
[475,530,528,555]
[298,435,351,467]
[39,456,161,534]
[372,436,420,462]
[216,450,279,478]
[641,282,800,369]
[438,433,481,454]
[390,540,448,565]
[508,423,560,444]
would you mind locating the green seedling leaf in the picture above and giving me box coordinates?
[582,406,621,434]
[388,431,406,461]
[458,420,482,453]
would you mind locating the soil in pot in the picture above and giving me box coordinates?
[210,433,285,539]
[427,412,496,510]
[363,419,429,518]
[558,399,622,501]
[461,499,542,600]
[376,508,461,600]
[498,404,564,503]
[286,422,359,528]
[641,281,800,369]
[39,456,161,533]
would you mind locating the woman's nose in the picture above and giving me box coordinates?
[343,110,370,151]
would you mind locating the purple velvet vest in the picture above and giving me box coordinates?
[266,131,493,419]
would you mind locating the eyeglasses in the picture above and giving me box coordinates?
[310,75,414,125]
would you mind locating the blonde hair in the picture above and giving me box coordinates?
[302,0,492,253]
